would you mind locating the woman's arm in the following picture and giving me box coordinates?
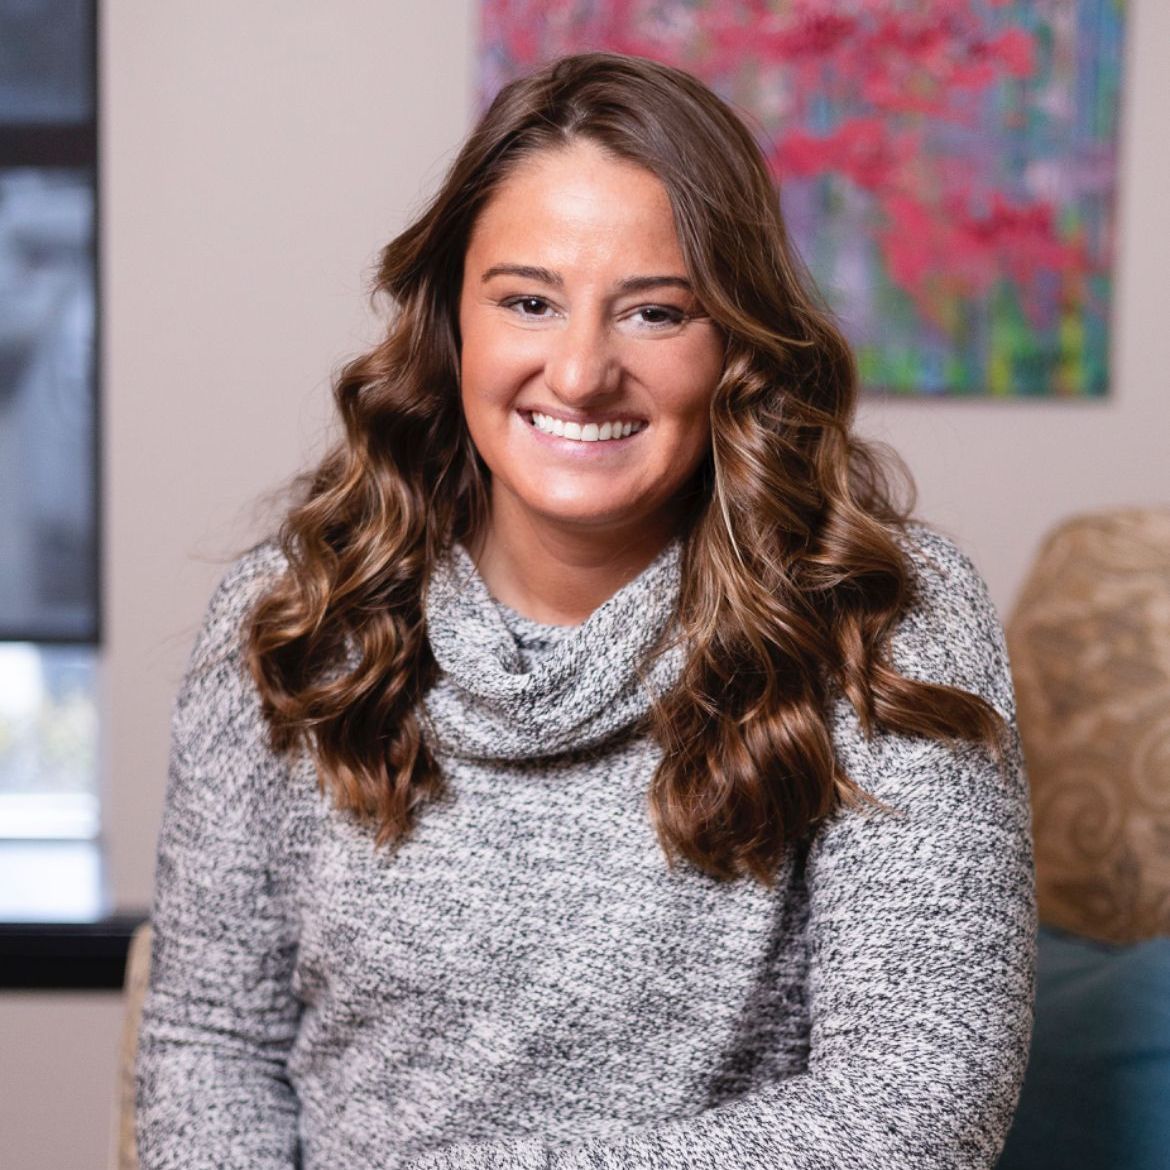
[405,530,1038,1170]
[135,547,303,1170]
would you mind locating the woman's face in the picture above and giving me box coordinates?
[457,139,725,546]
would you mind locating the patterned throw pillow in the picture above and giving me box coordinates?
[1006,508,1170,944]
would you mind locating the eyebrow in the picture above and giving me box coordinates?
[480,263,694,295]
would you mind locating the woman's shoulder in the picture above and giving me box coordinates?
[827,519,1016,776]
[884,519,1014,723]
[211,536,289,608]
[185,536,290,678]
[893,519,996,627]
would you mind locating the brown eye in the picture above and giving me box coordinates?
[502,296,554,318]
[639,307,685,326]
[626,305,687,332]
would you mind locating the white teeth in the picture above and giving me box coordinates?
[529,412,644,442]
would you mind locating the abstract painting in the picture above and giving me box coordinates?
[478,1,1126,397]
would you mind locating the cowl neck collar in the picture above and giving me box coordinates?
[421,538,686,762]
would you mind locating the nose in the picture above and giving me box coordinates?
[542,311,621,406]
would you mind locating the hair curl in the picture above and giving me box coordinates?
[244,50,1006,884]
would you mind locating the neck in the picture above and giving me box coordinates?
[466,493,684,626]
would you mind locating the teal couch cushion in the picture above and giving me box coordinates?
[997,924,1170,1168]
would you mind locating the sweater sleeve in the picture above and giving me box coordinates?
[135,545,303,1170]
[404,527,1038,1170]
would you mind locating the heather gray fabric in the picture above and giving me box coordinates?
[490,593,572,671]
[421,537,685,761]
[135,522,1037,1170]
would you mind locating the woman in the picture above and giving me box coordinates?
[136,50,1036,1170]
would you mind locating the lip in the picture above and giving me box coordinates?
[515,408,646,455]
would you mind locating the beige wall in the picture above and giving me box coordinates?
[0,993,125,1170]
[2,2,1166,1167]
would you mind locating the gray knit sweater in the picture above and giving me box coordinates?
[135,522,1037,1170]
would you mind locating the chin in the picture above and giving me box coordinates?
[535,505,637,529]
[519,493,646,528]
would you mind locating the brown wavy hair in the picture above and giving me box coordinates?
[244,50,1007,884]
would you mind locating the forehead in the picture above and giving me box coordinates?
[464,141,685,267]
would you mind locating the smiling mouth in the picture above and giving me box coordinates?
[521,410,647,443]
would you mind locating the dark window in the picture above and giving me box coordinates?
[0,0,100,849]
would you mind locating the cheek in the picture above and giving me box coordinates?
[459,321,535,415]
[664,414,713,484]
[652,351,720,477]
[646,346,720,433]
